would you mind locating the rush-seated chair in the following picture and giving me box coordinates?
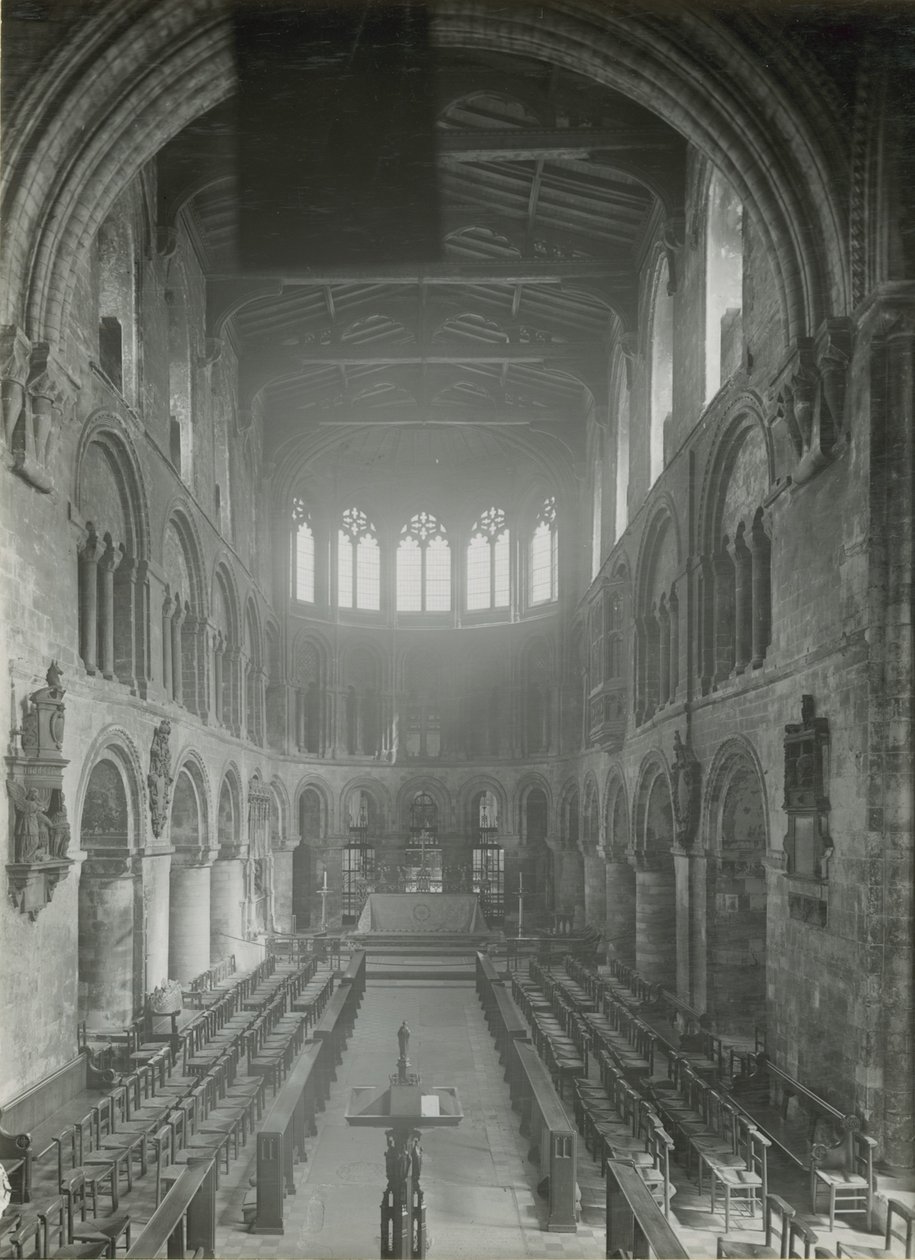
[809,1122,876,1233]
[59,1173,131,1257]
[836,1199,915,1259]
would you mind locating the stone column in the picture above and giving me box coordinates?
[749,513,771,668]
[673,847,692,1001]
[98,536,118,679]
[161,593,173,698]
[169,862,212,981]
[635,859,677,989]
[272,847,294,933]
[583,851,607,927]
[210,858,244,963]
[658,601,670,705]
[171,599,185,706]
[713,548,735,683]
[113,555,137,689]
[79,865,138,1027]
[605,858,636,962]
[214,635,224,724]
[669,587,680,700]
[144,854,171,990]
[733,523,752,674]
[79,528,101,674]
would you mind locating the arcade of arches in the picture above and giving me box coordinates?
[1,0,912,1190]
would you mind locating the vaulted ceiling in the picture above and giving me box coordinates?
[157,48,687,471]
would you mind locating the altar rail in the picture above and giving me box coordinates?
[604,1157,688,1259]
[510,1040,577,1232]
[125,1154,217,1257]
[251,952,365,1235]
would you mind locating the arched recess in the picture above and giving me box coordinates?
[556,780,584,931]
[293,778,331,929]
[264,621,285,750]
[633,756,677,990]
[458,776,508,836]
[211,561,241,732]
[243,596,264,745]
[517,777,552,930]
[603,769,635,961]
[702,739,769,1038]
[162,507,207,715]
[75,417,150,689]
[211,764,243,963]
[396,777,451,832]
[581,774,605,928]
[698,402,774,692]
[634,502,681,722]
[77,736,145,1027]
[341,778,389,834]
[168,755,211,983]
[292,632,329,756]
[7,1,846,355]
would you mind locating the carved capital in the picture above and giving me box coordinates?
[196,337,222,369]
[6,343,79,492]
[769,321,853,485]
[156,226,178,259]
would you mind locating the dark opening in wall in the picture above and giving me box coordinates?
[98,317,123,391]
[169,417,181,470]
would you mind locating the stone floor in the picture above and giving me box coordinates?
[213,979,605,1260]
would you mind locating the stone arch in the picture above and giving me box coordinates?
[242,596,264,745]
[634,502,682,720]
[211,561,241,731]
[216,763,242,853]
[515,772,553,837]
[75,726,147,850]
[77,738,146,1027]
[555,778,584,931]
[342,641,384,757]
[581,772,605,928]
[169,752,210,851]
[291,631,329,757]
[340,777,390,833]
[294,777,332,839]
[161,503,208,617]
[396,777,451,831]
[161,505,208,714]
[632,752,677,989]
[603,766,636,960]
[700,736,770,1036]
[698,399,775,688]
[7,1,847,356]
[458,775,508,835]
[75,413,150,560]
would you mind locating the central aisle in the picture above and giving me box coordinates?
[212,979,607,1260]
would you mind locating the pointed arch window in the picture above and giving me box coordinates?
[291,496,315,603]
[530,496,558,605]
[466,506,509,610]
[650,256,674,487]
[705,169,744,402]
[338,507,380,610]
[397,511,451,612]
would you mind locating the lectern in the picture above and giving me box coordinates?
[345,1023,463,1258]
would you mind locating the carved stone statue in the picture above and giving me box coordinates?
[7,783,51,863]
[147,720,173,838]
[397,1020,410,1060]
[385,1134,399,1189]
[671,730,701,846]
[410,1136,423,1184]
[47,803,70,857]
[19,662,67,757]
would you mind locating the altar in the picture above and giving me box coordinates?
[355,893,490,937]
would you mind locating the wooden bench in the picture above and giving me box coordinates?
[605,1157,688,1258]
[510,1041,577,1233]
[125,1154,217,1258]
[249,1043,325,1235]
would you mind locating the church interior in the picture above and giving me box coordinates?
[1,1,913,1257]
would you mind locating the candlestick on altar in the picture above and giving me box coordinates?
[319,866,329,931]
[517,871,524,936]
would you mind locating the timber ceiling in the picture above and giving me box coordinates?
[157,50,687,467]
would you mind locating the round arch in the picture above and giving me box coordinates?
[395,777,452,830]
[458,775,508,834]
[293,777,333,838]
[75,725,147,850]
[75,413,150,561]
[515,772,553,837]
[340,778,390,833]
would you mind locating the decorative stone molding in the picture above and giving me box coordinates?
[196,337,222,369]
[6,663,73,918]
[2,334,78,493]
[147,720,173,838]
[769,319,853,484]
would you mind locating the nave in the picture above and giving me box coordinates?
[1,941,910,1260]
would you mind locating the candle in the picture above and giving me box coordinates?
[322,868,327,890]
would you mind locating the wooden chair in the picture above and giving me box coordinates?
[59,1173,131,1257]
[7,1212,44,1259]
[836,1199,915,1259]
[810,1126,876,1232]
[54,1126,118,1214]
[710,1120,770,1233]
[37,1197,109,1258]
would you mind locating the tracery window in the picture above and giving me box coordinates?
[397,510,451,612]
[466,506,509,610]
[530,496,558,605]
[338,506,380,610]
[291,497,315,603]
